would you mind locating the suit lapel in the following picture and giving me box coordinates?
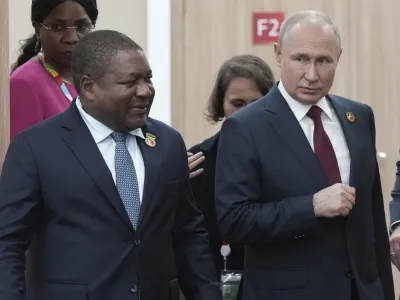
[60,103,133,230]
[328,95,364,188]
[264,86,329,189]
[136,120,162,229]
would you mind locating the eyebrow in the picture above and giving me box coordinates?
[290,53,332,59]
[46,18,91,23]
[290,52,308,57]
[229,97,259,102]
[126,70,153,77]
[120,70,153,80]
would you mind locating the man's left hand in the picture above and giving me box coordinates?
[188,152,205,179]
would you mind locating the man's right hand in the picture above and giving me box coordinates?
[390,225,400,271]
[313,183,356,218]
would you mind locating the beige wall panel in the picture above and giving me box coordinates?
[0,0,9,167]
[172,0,400,294]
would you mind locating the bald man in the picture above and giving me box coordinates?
[215,10,394,300]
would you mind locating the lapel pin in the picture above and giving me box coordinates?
[145,133,156,147]
[346,112,355,123]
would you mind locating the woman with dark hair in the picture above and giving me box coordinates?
[188,54,275,299]
[10,0,98,140]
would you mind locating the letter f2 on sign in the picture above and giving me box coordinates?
[253,12,285,45]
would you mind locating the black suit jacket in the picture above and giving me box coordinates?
[215,85,394,300]
[0,102,221,300]
[189,133,245,274]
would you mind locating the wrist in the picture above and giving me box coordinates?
[312,195,320,217]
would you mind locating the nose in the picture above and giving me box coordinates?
[63,29,79,44]
[304,63,319,82]
[137,81,153,98]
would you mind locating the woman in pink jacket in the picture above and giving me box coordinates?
[10,0,98,140]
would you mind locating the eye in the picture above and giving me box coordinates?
[76,23,93,33]
[118,80,136,87]
[295,57,305,63]
[145,76,153,83]
[231,99,246,108]
[50,24,65,32]
[318,57,331,64]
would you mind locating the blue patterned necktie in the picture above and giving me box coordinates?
[111,132,141,230]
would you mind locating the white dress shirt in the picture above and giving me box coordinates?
[76,97,145,202]
[278,82,351,185]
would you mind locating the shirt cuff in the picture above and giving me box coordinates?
[390,221,400,233]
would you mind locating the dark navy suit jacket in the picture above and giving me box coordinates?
[0,102,221,300]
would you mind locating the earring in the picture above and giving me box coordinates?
[35,37,41,53]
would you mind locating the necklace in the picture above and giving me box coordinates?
[37,52,73,102]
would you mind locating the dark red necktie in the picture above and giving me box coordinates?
[307,106,342,185]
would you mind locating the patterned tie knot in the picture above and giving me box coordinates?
[111,132,128,143]
[307,105,322,123]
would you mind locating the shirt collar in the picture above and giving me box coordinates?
[278,81,333,121]
[76,97,145,144]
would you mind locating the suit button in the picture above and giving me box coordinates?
[134,240,141,246]
[130,284,138,293]
[344,270,353,277]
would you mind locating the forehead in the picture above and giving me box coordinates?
[44,1,90,21]
[282,21,338,57]
[226,77,259,92]
[225,77,262,98]
[110,50,151,77]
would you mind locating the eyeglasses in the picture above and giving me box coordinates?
[40,23,95,35]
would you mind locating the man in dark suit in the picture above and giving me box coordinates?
[215,10,394,300]
[0,30,221,300]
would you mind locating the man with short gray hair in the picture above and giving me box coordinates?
[215,10,394,300]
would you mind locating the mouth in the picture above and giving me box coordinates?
[131,105,149,114]
[61,51,73,58]
[300,87,320,94]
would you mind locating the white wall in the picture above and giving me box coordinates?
[8,0,31,66]
[146,0,171,125]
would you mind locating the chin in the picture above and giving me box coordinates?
[127,118,147,130]
[59,56,72,67]
[297,94,322,105]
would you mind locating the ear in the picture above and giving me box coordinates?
[80,75,96,102]
[33,21,40,37]
[274,43,282,68]
[337,47,343,62]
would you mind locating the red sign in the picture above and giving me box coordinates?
[253,12,285,45]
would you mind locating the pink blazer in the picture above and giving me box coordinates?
[10,57,78,140]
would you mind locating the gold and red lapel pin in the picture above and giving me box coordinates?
[346,112,355,123]
[145,133,156,147]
